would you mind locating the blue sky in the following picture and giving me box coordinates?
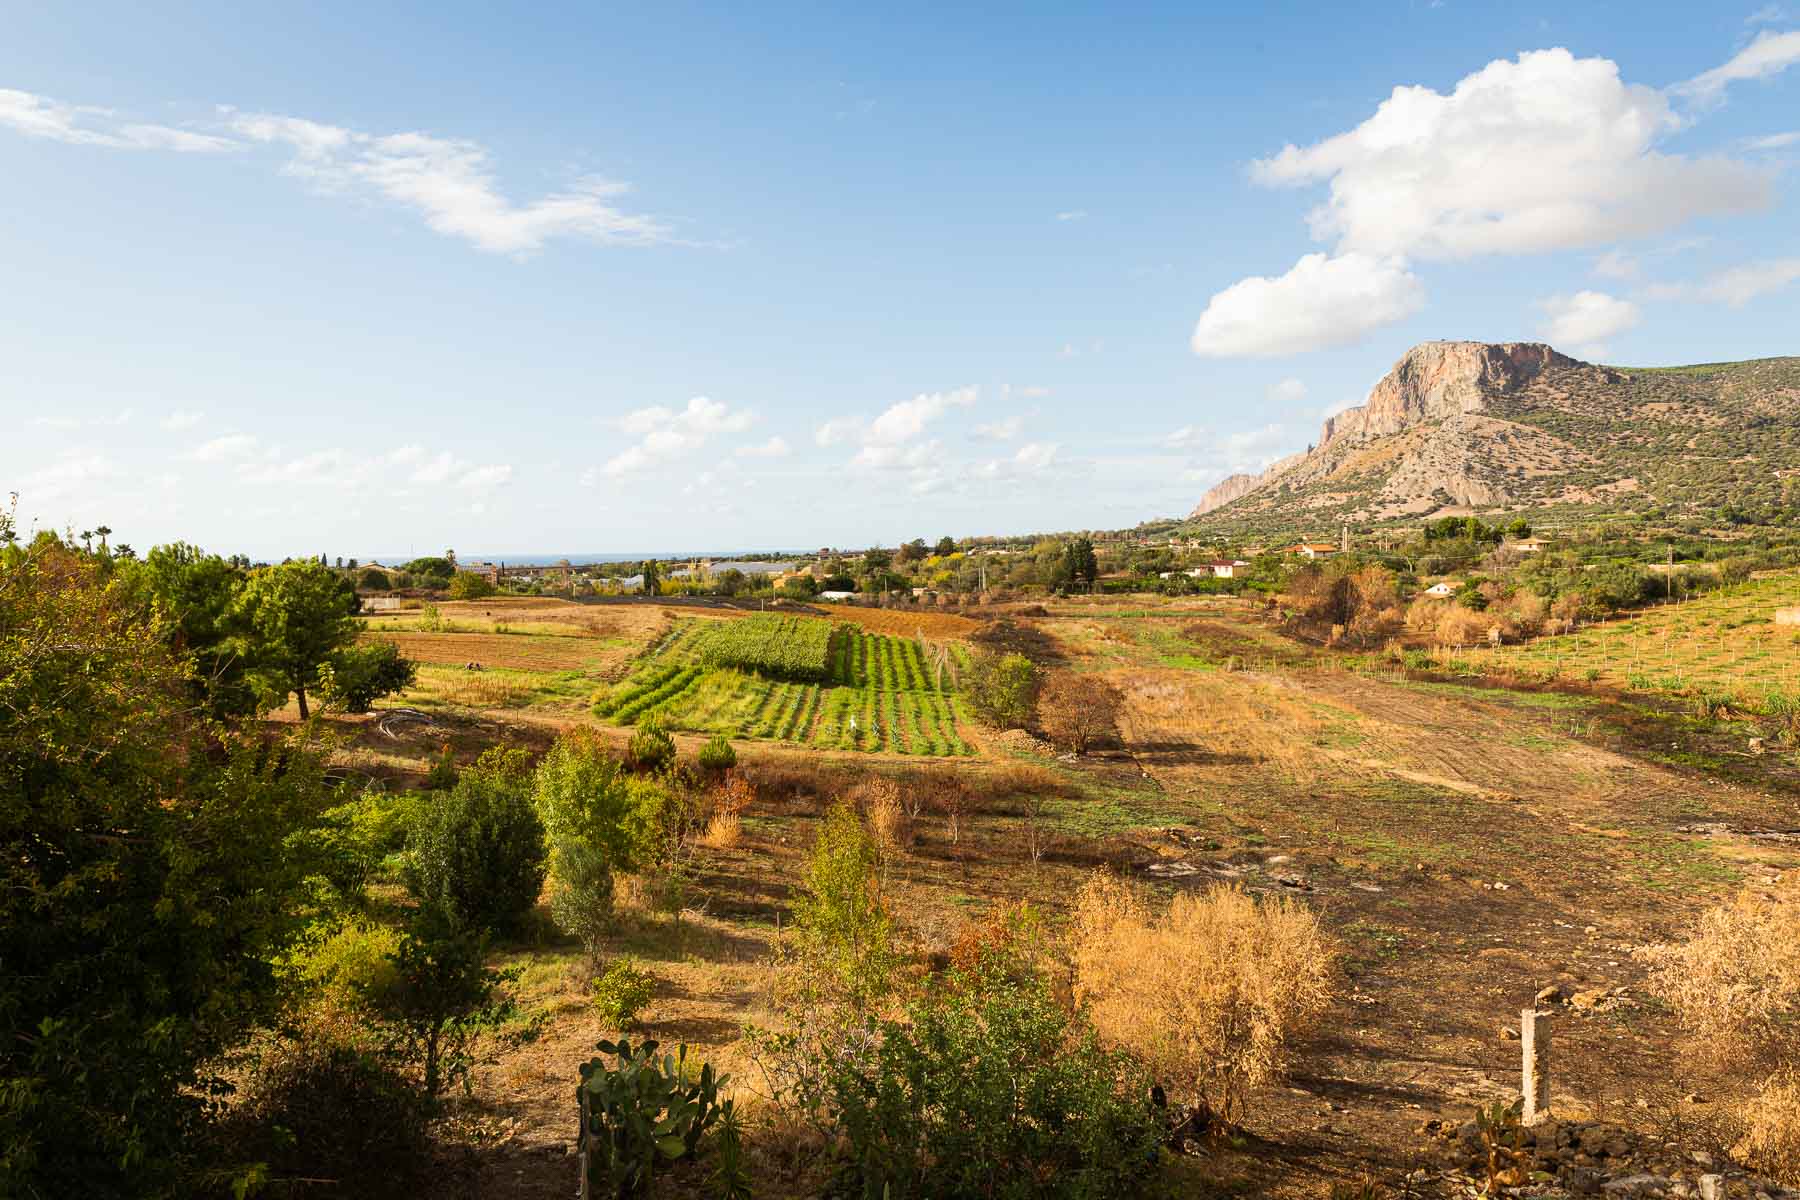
[4,2,1797,559]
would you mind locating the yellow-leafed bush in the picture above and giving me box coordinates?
[1642,877,1800,1070]
[1736,1074,1800,1185]
[1071,873,1336,1123]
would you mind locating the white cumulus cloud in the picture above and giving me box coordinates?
[1536,290,1641,356]
[734,435,791,458]
[1253,49,1769,261]
[1267,377,1308,403]
[602,397,753,477]
[866,386,977,445]
[1191,252,1424,358]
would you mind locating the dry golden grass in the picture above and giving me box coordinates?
[1737,1075,1800,1185]
[700,812,743,849]
[1071,873,1337,1124]
[1643,877,1800,1069]
[855,777,912,856]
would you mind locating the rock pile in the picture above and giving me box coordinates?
[1421,1116,1796,1198]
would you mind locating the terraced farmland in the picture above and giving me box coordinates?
[594,615,973,755]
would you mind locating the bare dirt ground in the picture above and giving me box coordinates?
[318,595,1800,1197]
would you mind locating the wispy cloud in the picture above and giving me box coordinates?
[187,433,260,462]
[33,408,134,430]
[1054,210,1088,222]
[226,109,674,254]
[160,409,204,431]
[0,88,235,152]
[0,87,678,256]
[1676,29,1800,105]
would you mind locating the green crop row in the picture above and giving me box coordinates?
[690,614,840,681]
[612,664,703,724]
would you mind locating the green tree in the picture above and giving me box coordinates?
[1,545,328,1195]
[235,559,360,718]
[357,566,392,590]
[126,541,259,719]
[934,536,957,557]
[403,556,455,583]
[1064,536,1099,591]
[640,559,661,596]
[794,801,900,1014]
[447,571,495,600]
[318,640,418,713]
[404,749,547,937]
[963,649,1038,729]
[375,908,517,1102]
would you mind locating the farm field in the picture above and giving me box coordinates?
[316,595,1800,1199]
[302,589,1800,1199]
[1475,571,1800,697]
[595,613,975,755]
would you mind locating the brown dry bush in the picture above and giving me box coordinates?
[1071,873,1337,1124]
[740,758,853,810]
[1642,878,1800,1071]
[853,777,912,863]
[1734,1075,1800,1185]
[1433,606,1492,648]
[1038,671,1124,755]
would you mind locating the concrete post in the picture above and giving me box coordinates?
[1521,1008,1550,1125]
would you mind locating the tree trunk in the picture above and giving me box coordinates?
[296,683,309,720]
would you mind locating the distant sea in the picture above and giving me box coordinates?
[361,551,801,567]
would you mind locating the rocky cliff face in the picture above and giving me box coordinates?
[1191,472,1261,517]
[1188,341,1586,520]
[1317,342,1581,448]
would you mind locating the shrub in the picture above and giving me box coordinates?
[576,1038,734,1199]
[357,566,392,591]
[700,812,742,849]
[534,730,665,870]
[696,733,737,773]
[424,742,458,790]
[447,571,495,600]
[316,788,428,895]
[1039,671,1123,754]
[627,717,677,774]
[822,960,1163,1200]
[225,1030,428,1198]
[550,837,617,961]
[591,956,657,1028]
[405,750,547,937]
[793,801,901,1014]
[318,639,417,712]
[1072,873,1336,1124]
[1643,877,1800,1070]
[963,649,1038,729]
[855,777,911,862]
[1735,1074,1800,1185]
[286,916,404,1014]
[376,909,519,1101]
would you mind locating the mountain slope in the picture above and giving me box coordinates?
[1189,341,1800,529]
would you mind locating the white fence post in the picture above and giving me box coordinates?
[1521,1008,1550,1125]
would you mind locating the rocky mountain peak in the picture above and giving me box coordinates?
[1318,341,1583,449]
